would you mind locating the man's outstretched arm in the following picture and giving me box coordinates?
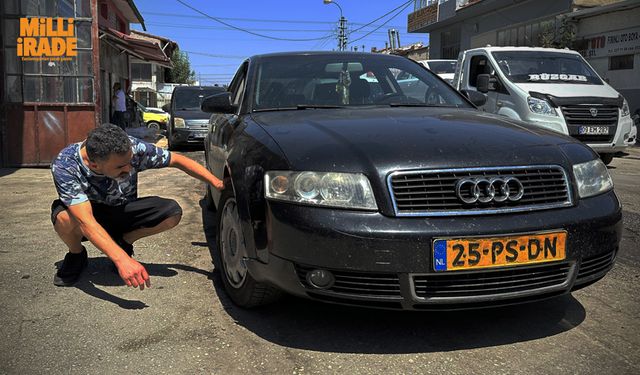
[66,202,150,290]
[168,152,224,191]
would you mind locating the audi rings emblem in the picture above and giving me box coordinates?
[455,177,524,204]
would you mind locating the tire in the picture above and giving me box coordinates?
[167,131,178,151]
[215,187,282,308]
[600,153,614,165]
[147,121,161,131]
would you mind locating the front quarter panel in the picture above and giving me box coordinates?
[225,119,290,260]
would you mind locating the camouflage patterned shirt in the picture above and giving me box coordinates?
[51,136,171,207]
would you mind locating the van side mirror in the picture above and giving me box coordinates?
[201,92,235,114]
[460,89,488,107]
[476,74,498,93]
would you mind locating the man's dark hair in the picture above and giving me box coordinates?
[86,124,131,162]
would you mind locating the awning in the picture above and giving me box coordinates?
[99,27,172,68]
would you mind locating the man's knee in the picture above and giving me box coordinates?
[53,210,79,234]
[164,213,182,229]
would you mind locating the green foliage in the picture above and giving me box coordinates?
[167,48,196,84]
[539,19,576,49]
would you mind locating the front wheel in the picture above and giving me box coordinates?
[600,153,614,165]
[215,188,282,307]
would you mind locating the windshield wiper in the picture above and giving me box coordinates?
[387,103,457,108]
[253,104,346,113]
[296,104,346,109]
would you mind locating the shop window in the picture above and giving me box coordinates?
[609,55,634,71]
[132,63,153,81]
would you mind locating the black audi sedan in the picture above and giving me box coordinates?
[202,52,622,310]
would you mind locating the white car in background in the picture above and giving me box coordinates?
[418,59,457,84]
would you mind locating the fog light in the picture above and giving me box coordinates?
[306,269,335,289]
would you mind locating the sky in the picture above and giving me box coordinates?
[130,0,429,86]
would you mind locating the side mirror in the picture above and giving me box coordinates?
[460,89,488,107]
[476,74,498,93]
[201,92,235,114]
[161,104,170,112]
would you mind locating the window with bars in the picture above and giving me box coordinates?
[2,0,94,103]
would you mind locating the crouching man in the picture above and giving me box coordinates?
[51,124,223,289]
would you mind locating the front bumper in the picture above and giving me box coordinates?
[171,127,207,145]
[247,191,622,310]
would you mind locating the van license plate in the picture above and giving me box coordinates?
[433,231,567,272]
[579,126,609,135]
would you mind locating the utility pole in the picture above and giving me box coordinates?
[324,0,347,51]
[338,16,347,51]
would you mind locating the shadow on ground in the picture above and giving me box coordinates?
[54,257,212,310]
[198,199,586,354]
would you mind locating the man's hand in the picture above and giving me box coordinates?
[212,178,224,191]
[115,257,151,290]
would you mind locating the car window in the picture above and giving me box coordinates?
[252,55,469,110]
[174,88,224,110]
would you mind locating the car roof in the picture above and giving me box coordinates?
[466,46,582,56]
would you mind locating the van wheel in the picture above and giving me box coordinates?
[600,153,614,165]
[215,188,282,308]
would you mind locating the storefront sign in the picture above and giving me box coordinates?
[585,28,640,58]
[17,17,77,61]
[408,3,438,32]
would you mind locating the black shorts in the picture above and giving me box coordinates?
[51,196,183,240]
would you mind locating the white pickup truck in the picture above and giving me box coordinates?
[453,46,636,164]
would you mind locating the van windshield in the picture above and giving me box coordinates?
[175,88,225,110]
[491,51,603,85]
[427,61,456,74]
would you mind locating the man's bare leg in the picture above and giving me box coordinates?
[53,210,84,253]
[122,214,182,245]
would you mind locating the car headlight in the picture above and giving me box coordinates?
[265,171,378,210]
[572,159,613,198]
[174,117,186,128]
[621,98,630,117]
[528,96,557,116]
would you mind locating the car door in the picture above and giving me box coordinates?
[462,52,500,113]
[207,62,249,203]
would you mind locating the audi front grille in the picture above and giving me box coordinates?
[412,262,573,300]
[561,105,619,143]
[388,165,573,216]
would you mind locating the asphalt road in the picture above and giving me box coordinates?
[0,145,638,375]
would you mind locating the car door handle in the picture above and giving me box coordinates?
[496,100,503,107]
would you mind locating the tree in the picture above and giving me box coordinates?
[167,48,196,84]
[539,18,576,49]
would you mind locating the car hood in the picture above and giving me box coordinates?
[251,107,576,174]
[513,82,619,98]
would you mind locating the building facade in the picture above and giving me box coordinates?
[0,0,169,167]
[129,30,176,109]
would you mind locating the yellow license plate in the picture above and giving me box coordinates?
[433,231,567,272]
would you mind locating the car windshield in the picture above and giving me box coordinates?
[252,54,470,111]
[491,51,603,85]
[427,61,456,74]
[175,88,225,110]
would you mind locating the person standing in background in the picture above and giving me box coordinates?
[112,82,127,130]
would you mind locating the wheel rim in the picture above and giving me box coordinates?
[147,122,160,130]
[219,197,247,288]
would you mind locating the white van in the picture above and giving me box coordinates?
[453,46,636,164]
[418,59,457,84]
